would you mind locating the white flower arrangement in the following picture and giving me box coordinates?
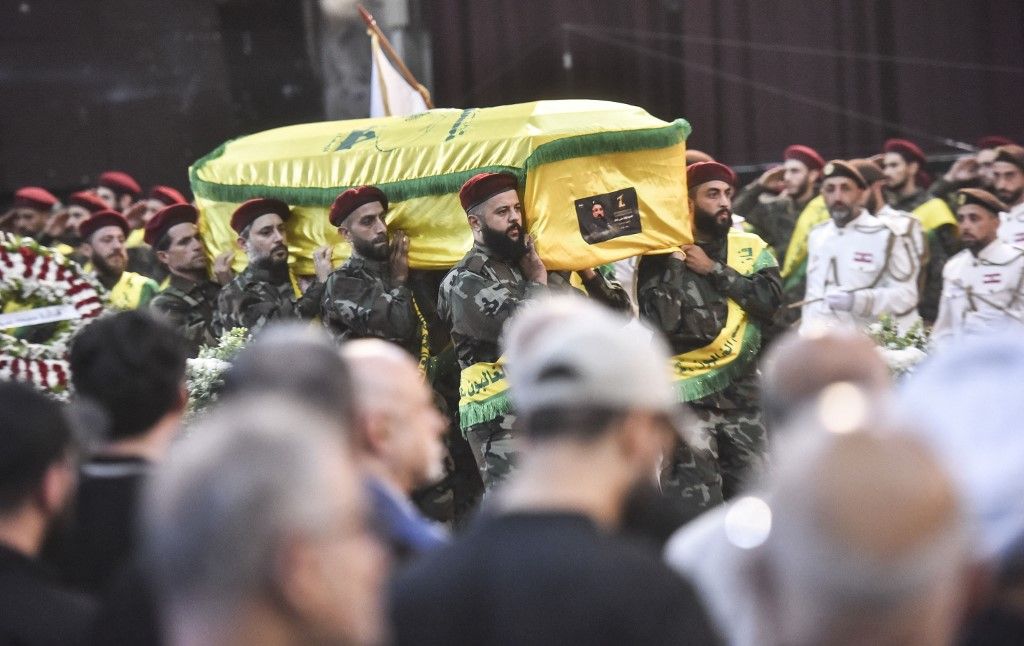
[866,314,930,377]
[0,234,105,398]
[186,327,250,412]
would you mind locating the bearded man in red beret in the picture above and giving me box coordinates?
[319,186,424,359]
[79,210,160,310]
[214,198,332,335]
[637,161,782,515]
[437,172,549,490]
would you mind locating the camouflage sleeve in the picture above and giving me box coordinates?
[232,283,291,332]
[637,256,689,334]
[295,280,325,319]
[446,270,543,346]
[732,181,769,227]
[150,293,216,349]
[581,271,632,313]
[321,272,419,339]
[707,262,783,322]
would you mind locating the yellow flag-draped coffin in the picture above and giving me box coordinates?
[189,99,692,274]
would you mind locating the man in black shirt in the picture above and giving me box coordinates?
[55,311,188,593]
[0,381,95,645]
[390,297,720,645]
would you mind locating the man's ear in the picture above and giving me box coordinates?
[81,242,94,258]
[808,169,821,185]
[155,249,170,265]
[37,457,74,516]
[466,213,480,233]
[235,236,247,251]
[908,160,920,177]
[337,224,353,243]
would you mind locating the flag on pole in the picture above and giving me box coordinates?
[369,33,428,118]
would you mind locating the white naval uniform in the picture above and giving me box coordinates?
[931,239,1024,347]
[800,209,920,334]
[999,202,1024,247]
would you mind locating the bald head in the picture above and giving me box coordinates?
[342,340,447,492]
[761,330,890,431]
[756,426,966,646]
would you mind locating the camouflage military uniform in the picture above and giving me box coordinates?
[885,187,962,322]
[214,264,324,336]
[637,236,782,511]
[150,273,222,357]
[548,268,633,313]
[734,184,815,327]
[437,243,547,489]
[321,252,422,357]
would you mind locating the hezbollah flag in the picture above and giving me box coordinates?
[189,100,692,275]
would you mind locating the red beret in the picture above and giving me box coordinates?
[148,185,187,206]
[783,144,825,171]
[328,186,388,227]
[977,136,1015,151]
[883,139,926,166]
[79,209,130,241]
[98,171,142,197]
[13,187,59,211]
[144,203,199,246]
[230,197,291,233]
[459,172,519,212]
[69,191,108,214]
[686,161,737,189]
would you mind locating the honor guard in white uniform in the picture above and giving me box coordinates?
[800,161,920,335]
[933,188,1024,347]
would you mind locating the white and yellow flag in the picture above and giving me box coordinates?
[369,33,427,118]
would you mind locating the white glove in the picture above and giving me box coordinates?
[825,288,854,312]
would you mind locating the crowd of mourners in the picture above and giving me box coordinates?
[2,133,1024,645]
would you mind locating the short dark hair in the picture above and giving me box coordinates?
[69,311,188,440]
[520,406,626,442]
[0,381,73,513]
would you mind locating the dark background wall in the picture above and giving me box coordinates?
[425,0,1024,169]
[3,0,1022,198]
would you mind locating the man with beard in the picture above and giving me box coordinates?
[932,188,1024,346]
[79,209,159,310]
[320,185,423,358]
[215,197,331,335]
[993,145,1024,247]
[4,186,60,242]
[147,203,233,356]
[637,161,782,513]
[0,381,96,646]
[438,172,549,490]
[880,138,959,323]
[801,161,919,333]
[734,144,826,269]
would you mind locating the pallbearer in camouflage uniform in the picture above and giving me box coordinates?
[438,172,549,490]
[637,161,782,512]
[215,198,331,335]
[146,203,234,356]
[320,186,423,358]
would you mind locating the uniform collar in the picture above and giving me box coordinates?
[347,251,390,275]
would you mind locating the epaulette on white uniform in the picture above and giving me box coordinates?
[932,240,1024,346]
[800,210,921,335]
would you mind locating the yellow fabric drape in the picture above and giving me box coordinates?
[190,100,693,275]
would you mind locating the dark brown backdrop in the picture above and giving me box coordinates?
[425,0,1024,168]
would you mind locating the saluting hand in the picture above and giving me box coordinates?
[389,230,410,284]
[313,244,334,283]
[123,201,148,230]
[757,165,785,193]
[42,209,71,238]
[519,234,548,285]
[680,244,716,275]
[213,250,236,285]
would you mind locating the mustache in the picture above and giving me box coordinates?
[271,243,287,253]
[506,223,523,235]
